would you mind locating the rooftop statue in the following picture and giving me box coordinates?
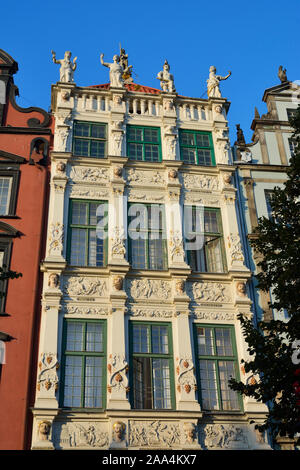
[51,50,77,83]
[278,65,288,83]
[119,46,133,83]
[157,60,176,93]
[100,53,126,88]
[207,66,231,98]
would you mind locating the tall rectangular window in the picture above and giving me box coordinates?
[194,325,241,411]
[179,130,215,166]
[0,177,12,215]
[68,200,108,267]
[287,108,297,121]
[130,322,175,410]
[73,121,107,158]
[61,320,106,409]
[288,137,297,157]
[127,126,162,162]
[264,190,274,220]
[128,203,168,270]
[185,207,226,273]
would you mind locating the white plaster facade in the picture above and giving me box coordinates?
[31,64,271,450]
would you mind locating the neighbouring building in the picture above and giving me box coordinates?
[30,49,271,450]
[0,49,53,449]
[233,70,299,326]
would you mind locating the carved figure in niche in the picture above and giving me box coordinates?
[236,282,246,297]
[113,421,125,442]
[157,60,176,93]
[113,275,123,291]
[100,53,126,88]
[38,421,51,441]
[183,422,196,444]
[51,50,77,83]
[207,66,231,98]
[278,65,288,83]
[48,273,59,289]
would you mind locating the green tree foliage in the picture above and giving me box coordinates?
[229,105,300,444]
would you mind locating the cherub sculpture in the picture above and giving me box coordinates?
[51,50,77,83]
[207,66,231,98]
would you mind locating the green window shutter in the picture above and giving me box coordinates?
[193,324,242,411]
[127,125,162,162]
[73,121,107,158]
[67,199,108,267]
[60,319,107,410]
[129,321,175,410]
[179,130,215,166]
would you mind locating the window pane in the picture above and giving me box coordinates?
[63,356,82,407]
[130,238,147,269]
[197,327,214,356]
[70,228,87,266]
[195,134,210,147]
[84,356,103,408]
[199,360,219,410]
[88,230,104,266]
[181,133,194,146]
[74,138,89,156]
[128,143,143,160]
[72,201,88,225]
[218,361,240,410]
[204,211,219,233]
[215,329,233,356]
[133,325,150,353]
[90,140,105,158]
[66,322,84,351]
[128,127,143,142]
[152,358,171,409]
[133,357,152,408]
[91,124,105,139]
[148,235,166,270]
[144,128,159,143]
[74,122,90,137]
[0,177,11,215]
[86,323,103,352]
[152,326,169,354]
[144,144,159,162]
[181,148,196,164]
[205,236,224,273]
[197,149,212,165]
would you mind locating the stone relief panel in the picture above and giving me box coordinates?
[48,222,64,257]
[128,420,180,448]
[52,422,109,449]
[127,279,172,302]
[70,166,109,184]
[181,174,219,191]
[69,185,109,199]
[192,309,235,321]
[183,191,220,206]
[127,188,165,203]
[126,169,166,186]
[107,354,129,394]
[201,424,249,450]
[227,233,245,263]
[63,304,109,316]
[129,305,173,318]
[37,353,59,393]
[176,358,197,395]
[63,277,108,300]
[188,281,232,304]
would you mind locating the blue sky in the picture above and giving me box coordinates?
[1,0,299,143]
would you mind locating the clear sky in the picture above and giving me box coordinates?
[1,0,299,143]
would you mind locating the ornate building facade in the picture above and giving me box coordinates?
[0,49,53,449]
[30,50,271,450]
[233,71,299,324]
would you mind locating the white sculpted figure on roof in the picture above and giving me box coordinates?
[51,50,77,83]
[101,52,130,88]
[157,60,176,93]
[207,66,231,98]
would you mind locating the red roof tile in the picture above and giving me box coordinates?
[89,83,161,95]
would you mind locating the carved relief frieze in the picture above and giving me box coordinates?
[188,281,232,304]
[53,422,109,449]
[183,191,220,206]
[69,185,109,199]
[129,306,173,318]
[202,424,249,449]
[70,166,109,184]
[64,304,109,316]
[64,277,108,299]
[126,169,166,186]
[181,174,219,191]
[192,310,235,321]
[127,189,165,202]
[129,421,180,448]
[128,279,171,301]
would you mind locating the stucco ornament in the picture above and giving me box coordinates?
[169,230,185,262]
[227,233,245,262]
[107,354,129,394]
[157,60,176,93]
[176,358,197,394]
[111,227,126,258]
[207,66,231,98]
[48,222,64,256]
[100,53,125,88]
[37,353,59,393]
[51,50,77,83]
